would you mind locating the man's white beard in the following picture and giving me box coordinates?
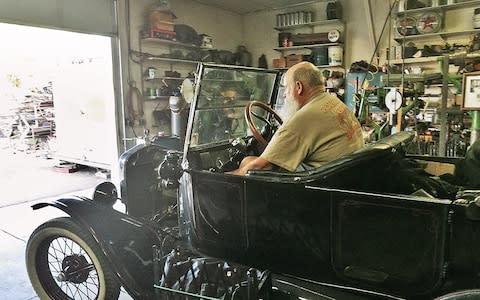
[279,96,300,123]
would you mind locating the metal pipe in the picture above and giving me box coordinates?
[471,111,480,145]
[364,0,377,54]
[439,55,449,156]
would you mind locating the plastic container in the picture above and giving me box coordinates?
[328,46,343,66]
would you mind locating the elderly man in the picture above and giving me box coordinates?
[230,62,363,176]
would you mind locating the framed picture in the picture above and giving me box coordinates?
[462,71,480,110]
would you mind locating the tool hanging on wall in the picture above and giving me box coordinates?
[126,82,145,127]
[385,87,403,134]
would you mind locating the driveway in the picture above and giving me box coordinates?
[0,144,132,298]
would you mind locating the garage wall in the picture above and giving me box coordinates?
[124,0,401,139]
[242,0,395,70]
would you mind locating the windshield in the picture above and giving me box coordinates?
[190,65,278,147]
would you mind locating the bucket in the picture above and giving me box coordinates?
[312,48,328,66]
[474,8,480,29]
[328,46,343,66]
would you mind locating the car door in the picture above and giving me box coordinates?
[322,186,450,297]
[243,177,334,280]
[180,170,248,261]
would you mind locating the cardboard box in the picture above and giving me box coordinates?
[286,54,303,67]
[272,57,286,69]
[291,32,330,45]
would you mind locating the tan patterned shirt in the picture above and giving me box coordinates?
[261,93,363,172]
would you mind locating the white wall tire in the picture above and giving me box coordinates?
[26,217,120,300]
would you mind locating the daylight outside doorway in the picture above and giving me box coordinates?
[0,23,118,207]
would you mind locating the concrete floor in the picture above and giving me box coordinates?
[0,145,132,299]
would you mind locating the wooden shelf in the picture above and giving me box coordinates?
[141,38,200,49]
[274,43,343,52]
[388,52,480,64]
[274,19,344,31]
[397,0,480,16]
[273,64,344,70]
[394,29,480,43]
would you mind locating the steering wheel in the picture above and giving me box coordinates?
[244,101,283,147]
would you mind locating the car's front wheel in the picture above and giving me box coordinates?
[26,217,120,300]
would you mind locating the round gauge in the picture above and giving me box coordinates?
[327,29,341,42]
[416,12,442,34]
[396,17,417,36]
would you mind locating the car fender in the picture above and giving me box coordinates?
[32,197,159,299]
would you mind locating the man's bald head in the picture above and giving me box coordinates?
[282,62,325,109]
[286,62,324,91]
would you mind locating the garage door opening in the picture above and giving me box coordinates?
[0,23,118,207]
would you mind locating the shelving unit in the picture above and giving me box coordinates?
[274,19,344,31]
[397,0,480,16]
[389,52,480,64]
[272,18,346,71]
[138,36,204,104]
[394,29,480,43]
[388,1,480,156]
[137,35,207,135]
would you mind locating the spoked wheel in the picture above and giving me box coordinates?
[26,217,120,300]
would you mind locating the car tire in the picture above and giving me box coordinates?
[26,217,121,300]
[436,289,480,300]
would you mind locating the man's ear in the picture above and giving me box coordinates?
[295,81,303,95]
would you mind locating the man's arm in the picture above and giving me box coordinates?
[228,156,273,176]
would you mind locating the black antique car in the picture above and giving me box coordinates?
[26,64,480,300]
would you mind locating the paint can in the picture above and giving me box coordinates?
[328,46,343,66]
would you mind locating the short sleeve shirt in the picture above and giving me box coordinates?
[261,93,364,172]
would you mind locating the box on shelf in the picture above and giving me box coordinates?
[272,57,286,69]
[286,54,304,67]
[149,10,176,32]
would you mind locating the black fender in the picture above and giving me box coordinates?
[32,197,160,299]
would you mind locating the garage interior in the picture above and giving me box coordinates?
[1,0,480,299]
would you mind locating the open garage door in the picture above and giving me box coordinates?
[0,0,117,36]
[0,0,124,175]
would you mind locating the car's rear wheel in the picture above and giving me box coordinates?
[436,290,480,300]
[26,217,120,300]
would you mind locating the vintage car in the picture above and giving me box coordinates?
[26,64,480,300]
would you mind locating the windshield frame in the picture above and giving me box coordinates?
[184,63,281,153]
